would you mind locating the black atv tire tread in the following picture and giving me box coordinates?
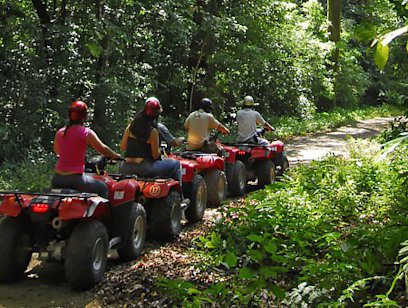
[0,218,32,282]
[228,160,247,197]
[185,174,207,223]
[117,203,147,261]
[204,169,227,207]
[65,220,108,290]
[257,159,276,187]
[149,191,182,242]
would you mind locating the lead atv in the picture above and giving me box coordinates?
[0,155,182,290]
[221,129,289,191]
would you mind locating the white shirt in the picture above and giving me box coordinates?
[184,109,220,150]
[236,108,266,142]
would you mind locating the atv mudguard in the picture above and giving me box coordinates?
[139,179,180,199]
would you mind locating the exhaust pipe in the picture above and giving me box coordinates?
[52,217,64,230]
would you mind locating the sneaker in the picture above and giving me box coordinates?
[180,198,190,209]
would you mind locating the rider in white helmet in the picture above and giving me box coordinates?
[236,95,275,145]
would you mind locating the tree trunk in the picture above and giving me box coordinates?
[91,0,110,141]
[327,0,342,106]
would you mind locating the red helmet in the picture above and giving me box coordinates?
[69,100,88,121]
[144,97,162,118]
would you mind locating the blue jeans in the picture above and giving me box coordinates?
[51,173,109,198]
[119,158,182,184]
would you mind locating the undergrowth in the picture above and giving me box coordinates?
[160,139,408,306]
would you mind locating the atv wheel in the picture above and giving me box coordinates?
[149,191,182,242]
[185,174,207,223]
[274,153,289,176]
[257,160,276,188]
[0,218,32,282]
[204,169,227,207]
[65,220,108,289]
[117,203,147,261]
[228,160,247,197]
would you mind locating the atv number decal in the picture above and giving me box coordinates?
[149,185,161,197]
[114,191,125,200]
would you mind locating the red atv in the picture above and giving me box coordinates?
[221,131,289,191]
[170,151,227,212]
[0,155,182,289]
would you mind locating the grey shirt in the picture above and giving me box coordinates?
[157,123,175,145]
[236,108,266,142]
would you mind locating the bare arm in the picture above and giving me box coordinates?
[217,124,230,135]
[53,132,60,155]
[264,122,275,132]
[149,128,161,160]
[120,125,130,152]
[88,129,121,159]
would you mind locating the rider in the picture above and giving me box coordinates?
[184,98,230,153]
[119,97,183,185]
[52,100,121,198]
[158,123,185,148]
[236,95,275,145]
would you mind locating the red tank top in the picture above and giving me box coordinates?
[55,125,89,173]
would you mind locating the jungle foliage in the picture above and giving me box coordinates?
[160,134,408,306]
[0,0,407,163]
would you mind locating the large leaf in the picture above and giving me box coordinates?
[374,41,389,70]
[224,253,237,268]
[86,43,102,58]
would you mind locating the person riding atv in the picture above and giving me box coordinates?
[236,95,275,145]
[52,100,121,197]
[184,98,230,154]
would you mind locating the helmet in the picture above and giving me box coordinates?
[69,100,88,121]
[144,96,162,118]
[243,95,255,107]
[199,98,213,112]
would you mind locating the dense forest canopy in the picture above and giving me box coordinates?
[0,0,407,162]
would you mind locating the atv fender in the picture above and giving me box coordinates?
[269,140,285,153]
[140,179,180,199]
[0,195,23,217]
[196,155,225,171]
[59,198,109,220]
[180,160,198,183]
[222,146,239,163]
[109,179,140,207]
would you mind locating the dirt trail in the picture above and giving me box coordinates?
[286,117,394,165]
[0,117,395,308]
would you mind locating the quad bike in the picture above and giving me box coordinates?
[0,155,182,289]
[170,151,226,211]
[221,129,289,190]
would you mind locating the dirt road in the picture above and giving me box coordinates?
[0,117,395,308]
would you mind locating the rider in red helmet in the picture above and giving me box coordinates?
[119,97,183,186]
[52,100,121,197]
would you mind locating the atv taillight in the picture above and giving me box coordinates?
[31,203,49,213]
[238,150,246,155]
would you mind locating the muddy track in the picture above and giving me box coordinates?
[0,117,395,308]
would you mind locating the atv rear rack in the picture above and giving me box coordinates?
[0,190,98,199]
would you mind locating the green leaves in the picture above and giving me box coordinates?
[374,41,389,71]
[373,26,408,70]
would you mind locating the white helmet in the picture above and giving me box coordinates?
[243,95,255,107]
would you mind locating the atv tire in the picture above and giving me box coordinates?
[227,160,247,197]
[185,174,207,223]
[257,159,276,188]
[117,203,147,262]
[274,153,289,176]
[65,220,108,290]
[149,191,182,242]
[204,169,227,207]
[0,218,32,282]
